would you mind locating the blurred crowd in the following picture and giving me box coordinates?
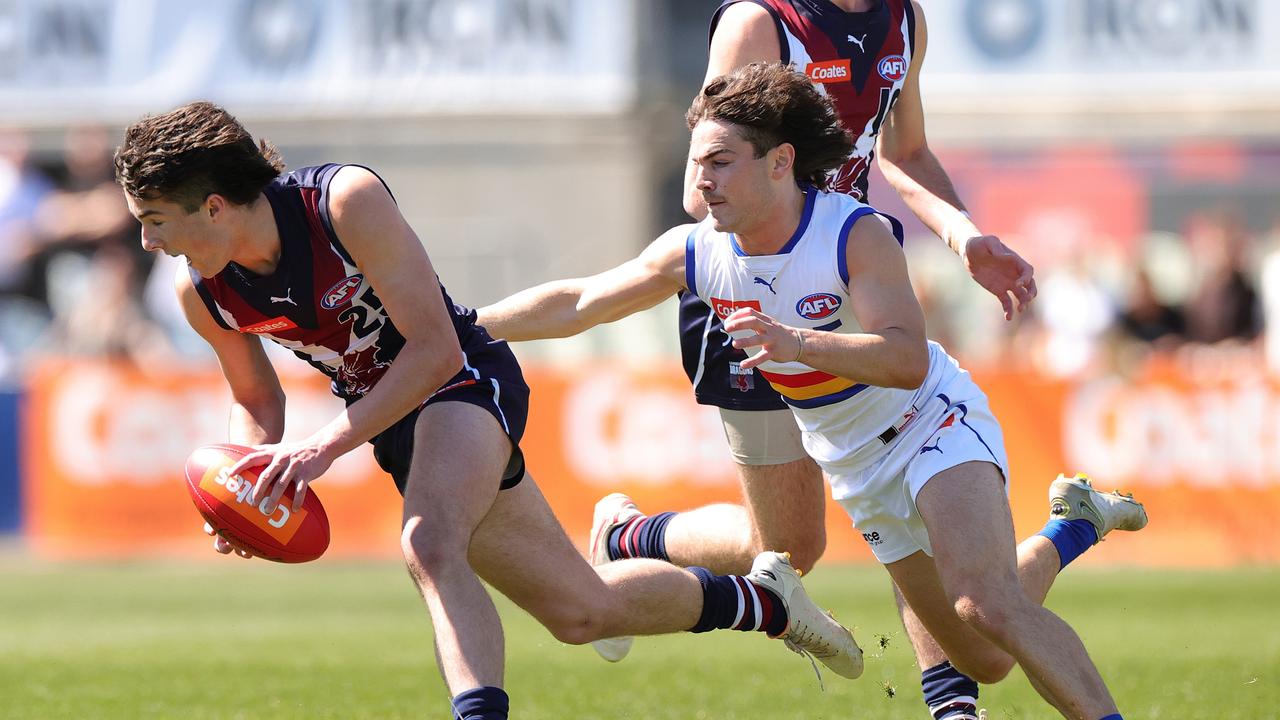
[2,124,1278,383]
[0,125,203,382]
[909,203,1279,380]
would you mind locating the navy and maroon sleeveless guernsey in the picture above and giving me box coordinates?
[192,164,528,491]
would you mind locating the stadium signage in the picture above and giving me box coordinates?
[1065,376,1280,485]
[0,0,638,121]
[962,0,1256,61]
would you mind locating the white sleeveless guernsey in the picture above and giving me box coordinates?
[684,187,920,470]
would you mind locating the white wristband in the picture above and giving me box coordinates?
[945,211,976,253]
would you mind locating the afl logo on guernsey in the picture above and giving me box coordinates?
[796,293,842,320]
[322,274,363,309]
[877,55,907,82]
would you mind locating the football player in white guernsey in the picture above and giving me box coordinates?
[678,3,1042,718]
[479,64,1143,720]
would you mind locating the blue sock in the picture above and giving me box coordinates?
[1038,518,1099,570]
[1098,715,1123,720]
[687,567,789,636]
[451,686,508,720]
[607,511,676,561]
[921,661,979,719]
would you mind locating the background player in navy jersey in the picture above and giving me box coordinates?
[479,61,1140,720]
[578,3,1037,718]
[113,102,863,720]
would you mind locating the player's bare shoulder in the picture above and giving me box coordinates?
[846,210,902,253]
[707,1,783,79]
[908,0,928,55]
[326,165,394,223]
[715,0,776,39]
[640,223,699,289]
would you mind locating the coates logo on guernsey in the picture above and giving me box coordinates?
[796,293,842,320]
[878,55,907,81]
[241,316,298,334]
[709,297,761,320]
[805,60,850,84]
[322,274,363,310]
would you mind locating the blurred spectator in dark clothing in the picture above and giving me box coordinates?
[0,128,54,377]
[1117,269,1185,347]
[1182,210,1262,344]
[0,128,52,295]
[43,242,171,363]
[31,124,146,307]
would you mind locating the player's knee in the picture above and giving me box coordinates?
[767,530,825,575]
[400,518,468,585]
[539,600,610,645]
[950,586,1018,642]
[952,653,1015,685]
[753,521,825,574]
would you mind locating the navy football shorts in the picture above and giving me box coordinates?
[370,324,530,495]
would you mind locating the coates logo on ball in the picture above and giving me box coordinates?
[321,274,363,310]
[184,444,330,563]
[796,292,842,320]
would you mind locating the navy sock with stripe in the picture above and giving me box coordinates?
[1098,715,1124,720]
[450,686,508,720]
[607,511,676,561]
[921,661,979,719]
[1038,518,1099,569]
[686,566,789,636]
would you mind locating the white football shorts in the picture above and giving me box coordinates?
[819,345,1010,564]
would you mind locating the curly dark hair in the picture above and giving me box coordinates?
[114,102,285,212]
[686,62,853,188]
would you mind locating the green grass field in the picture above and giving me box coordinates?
[1,559,1277,719]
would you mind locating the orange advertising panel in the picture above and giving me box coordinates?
[21,360,1280,566]
[22,362,403,559]
[982,363,1280,567]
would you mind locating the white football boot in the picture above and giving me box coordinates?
[747,551,864,680]
[587,493,643,662]
[1048,474,1148,540]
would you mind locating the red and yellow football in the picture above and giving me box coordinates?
[183,444,330,563]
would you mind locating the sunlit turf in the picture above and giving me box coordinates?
[1,559,1277,719]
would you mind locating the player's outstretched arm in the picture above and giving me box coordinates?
[875,1,1035,320]
[476,225,690,342]
[725,214,928,389]
[683,2,782,220]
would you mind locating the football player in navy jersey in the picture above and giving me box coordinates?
[114,102,863,720]
[582,3,1037,717]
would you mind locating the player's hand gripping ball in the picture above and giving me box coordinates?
[184,444,330,563]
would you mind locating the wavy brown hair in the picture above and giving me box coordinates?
[686,62,852,188]
[114,102,285,212]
